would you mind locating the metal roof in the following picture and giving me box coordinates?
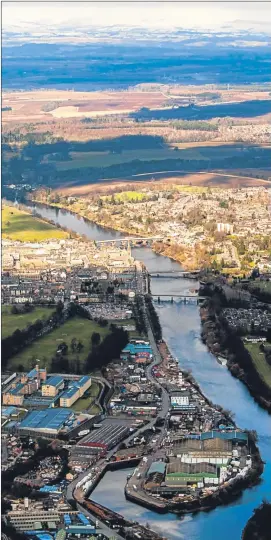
[20,408,73,432]
[147,461,166,476]
[28,368,46,378]
[76,376,91,388]
[44,376,64,387]
[201,431,248,442]
[9,383,24,396]
[61,386,79,400]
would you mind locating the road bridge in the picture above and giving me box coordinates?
[95,235,168,245]
[149,270,200,277]
[151,294,206,304]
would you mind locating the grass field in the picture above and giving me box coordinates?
[54,147,209,171]
[1,305,56,339]
[8,316,110,372]
[103,191,146,202]
[2,205,69,241]
[244,342,271,390]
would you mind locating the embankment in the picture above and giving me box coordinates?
[200,301,271,413]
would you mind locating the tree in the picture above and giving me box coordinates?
[91,332,101,347]
[76,341,84,353]
[71,338,77,353]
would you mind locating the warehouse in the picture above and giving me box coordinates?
[19,408,74,437]
[78,420,130,451]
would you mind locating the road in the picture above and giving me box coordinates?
[66,296,170,536]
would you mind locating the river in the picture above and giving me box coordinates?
[26,203,271,540]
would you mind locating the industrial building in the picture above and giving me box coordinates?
[78,420,130,451]
[165,460,219,487]
[19,408,74,437]
[7,510,60,531]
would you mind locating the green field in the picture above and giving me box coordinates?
[103,191,146,203]
[1,305,56,339]
[54,147,209,171]
[8,316,110,372]
[2,205,68,241]
[244,342,271,390]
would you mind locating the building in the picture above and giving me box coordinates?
[19,408,74,438]
[217,223,234,234]
[42,376,64,397]
[59,376,91,408]
[2,384,25,406]
[8,510,60,531]
[28,365,47,382]
[170,391,189,408]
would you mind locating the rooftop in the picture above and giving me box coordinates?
[28,368,46,378]
[19,408,73,432]
[44,376,64,388]
[61,386,79,400]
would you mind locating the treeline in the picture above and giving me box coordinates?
[2,302,66,369]
[145,294,162,341]
[3,138,271,188]
[173,120,218,131]
[84,325,128,372]
[201,296,271,412]
[133,295,148,335]
[131,99,271,121]
[242,502,271,540]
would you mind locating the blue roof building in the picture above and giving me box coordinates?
[45,376,64,387]
[201,431,248,443]
[19,408,73,434]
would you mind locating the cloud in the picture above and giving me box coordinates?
[2,1,271,32]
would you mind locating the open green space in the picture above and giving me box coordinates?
[244,341,271,390]
[54,147,209,171]
[1,305,56,339]
[7,316,110,372]
[2,205,69,242]
[103,191,146,202]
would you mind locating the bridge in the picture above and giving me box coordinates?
[151,294,206,304]
[95,235,171,246]
[149,270,200,279]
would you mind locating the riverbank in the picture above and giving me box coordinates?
[13,200,270,540]
[200,301,271,414]
[242,501,271,540]
[28,197,204,271]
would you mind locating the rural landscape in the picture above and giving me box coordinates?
[1,3,271,540]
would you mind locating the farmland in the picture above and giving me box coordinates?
[244,342,271,390]
[2,205,69,241]
[1,305,56,339]
[7,317,110,372]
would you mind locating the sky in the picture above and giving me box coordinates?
[2,1,271,32]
